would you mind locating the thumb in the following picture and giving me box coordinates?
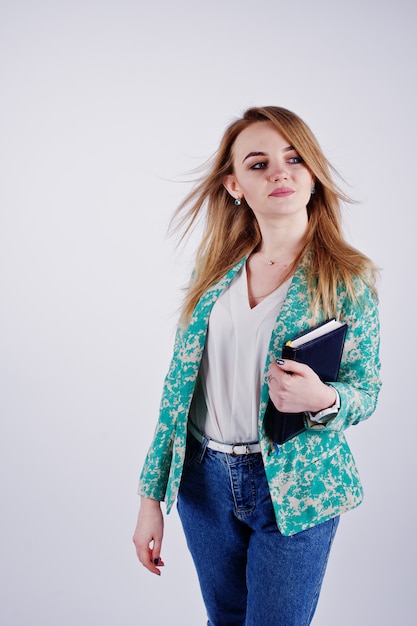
[151,538,163,564]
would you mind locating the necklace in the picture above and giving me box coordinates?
[259,253,275,266]
[258,251,288,266]
[257,250,296,267]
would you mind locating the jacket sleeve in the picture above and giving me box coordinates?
[306,276,382,433]
[137,325,185,501]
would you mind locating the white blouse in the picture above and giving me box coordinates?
[190,263,292,443]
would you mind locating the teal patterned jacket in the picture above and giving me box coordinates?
[139,256,381,536]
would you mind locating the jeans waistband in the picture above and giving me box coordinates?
[188,421,261,456]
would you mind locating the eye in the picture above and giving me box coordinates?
[250,161,268,170]
[288,156,303,164]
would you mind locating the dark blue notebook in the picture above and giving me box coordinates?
[264,319,347,444]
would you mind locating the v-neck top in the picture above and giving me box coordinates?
[189,263,292,443]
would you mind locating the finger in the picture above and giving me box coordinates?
[148,547,165,575]
[266,363,286,384]
[137,545,163,576]
[151,537,164,565]
[268,361,290,380]
[273,358,307,375]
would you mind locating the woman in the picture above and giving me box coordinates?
[133,106,381,626]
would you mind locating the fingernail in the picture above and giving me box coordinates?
[153,557,160,565]
[276,359,285,365]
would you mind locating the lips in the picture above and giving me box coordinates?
[269,187,295,197]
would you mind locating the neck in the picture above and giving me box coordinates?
[256,215,308,264]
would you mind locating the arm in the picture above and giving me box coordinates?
[138,325,185,501]
[267,278,381,431]
[325,278,382,430]
[133,329,183,575]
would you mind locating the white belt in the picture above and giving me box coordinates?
[188,422,261,456]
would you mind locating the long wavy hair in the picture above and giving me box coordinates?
[171,106,377,323]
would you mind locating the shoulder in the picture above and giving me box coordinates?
[337,269,378,308]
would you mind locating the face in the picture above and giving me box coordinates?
[224,121,314,221]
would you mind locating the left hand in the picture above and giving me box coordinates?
[267,359,336,414]
[132,497,165,576]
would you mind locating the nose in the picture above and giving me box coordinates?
[267,164,289,182]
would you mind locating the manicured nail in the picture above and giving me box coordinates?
[276,359,285,365]
[153,557,160,565]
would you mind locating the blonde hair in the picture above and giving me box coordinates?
[171,106,377,323]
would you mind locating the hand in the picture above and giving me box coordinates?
[267,359,336,414]
[132,497,165,576]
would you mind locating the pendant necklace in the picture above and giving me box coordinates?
[258,252,276,266]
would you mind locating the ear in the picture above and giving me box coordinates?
[223,174,242,199]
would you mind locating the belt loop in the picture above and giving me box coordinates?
[196,434,209,464]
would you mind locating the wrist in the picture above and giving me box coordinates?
[307,388,340,424]
[140,496,162,510]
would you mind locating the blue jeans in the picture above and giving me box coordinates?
[177,433,339,626]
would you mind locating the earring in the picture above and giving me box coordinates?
[311,187,316,195]
[234,197,241,206]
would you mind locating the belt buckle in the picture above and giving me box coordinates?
[231,443,250,457]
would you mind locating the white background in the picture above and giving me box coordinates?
[1,1,416,624]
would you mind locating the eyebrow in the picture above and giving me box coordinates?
[242,145,295,163]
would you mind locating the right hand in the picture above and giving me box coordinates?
[132,496,165,576]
